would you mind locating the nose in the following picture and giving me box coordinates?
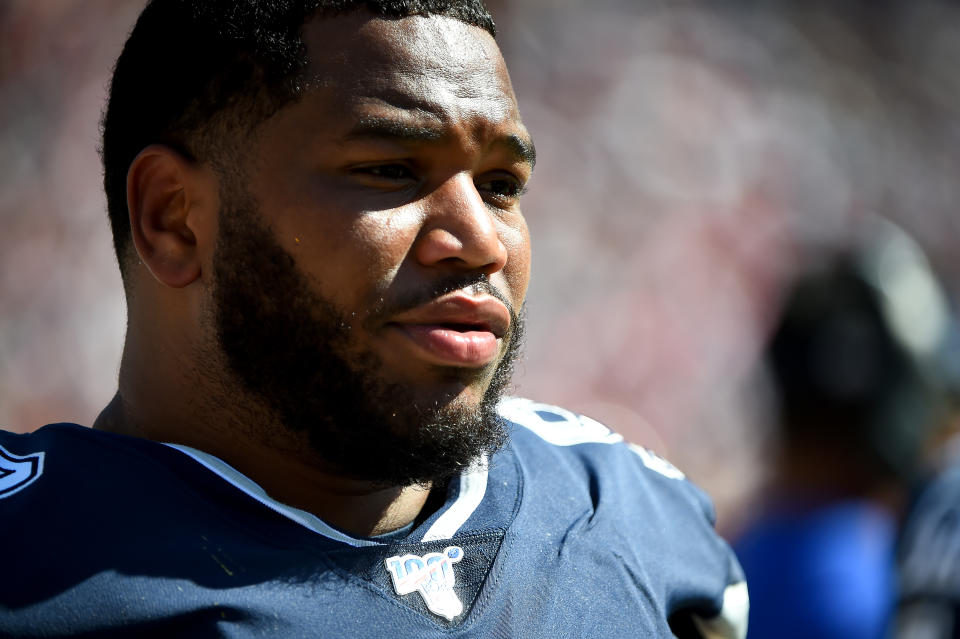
[413,172,508,275]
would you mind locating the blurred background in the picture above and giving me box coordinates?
[3,0,960,545]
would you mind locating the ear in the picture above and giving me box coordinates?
[126,145,215,288]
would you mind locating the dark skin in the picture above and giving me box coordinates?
[94,13,534,536]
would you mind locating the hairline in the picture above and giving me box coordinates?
[113,5,499,280]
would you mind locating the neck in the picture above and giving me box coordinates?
[95,356,436,537]
[98,279,439,537]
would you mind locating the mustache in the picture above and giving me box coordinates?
[364,273,516,330]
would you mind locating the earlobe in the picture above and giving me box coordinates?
[127,145,209,288]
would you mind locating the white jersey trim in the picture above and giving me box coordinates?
[497,398,624,446]
[498,398,688,480]
[421,455,488,542]
[692,581,749,639]
[166,443,488,547]
[165,443,380,547]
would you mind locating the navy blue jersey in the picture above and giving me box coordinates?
[895,463,960,639]
[0,398,747,638]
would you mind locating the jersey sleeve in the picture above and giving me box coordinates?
[690,580,750,639]
[498,397,749,639]
[616,440,749,639]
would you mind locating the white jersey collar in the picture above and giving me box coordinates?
[165,443,488,547]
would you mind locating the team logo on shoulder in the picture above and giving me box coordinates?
[0,444,44,499]
[385,546,464,620]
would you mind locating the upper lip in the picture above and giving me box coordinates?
[388,292,511,339]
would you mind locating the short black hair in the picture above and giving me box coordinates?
[101,0,496,276]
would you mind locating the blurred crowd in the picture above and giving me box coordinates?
[3,0,960,635]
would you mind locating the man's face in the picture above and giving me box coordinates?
[210,13,533,485]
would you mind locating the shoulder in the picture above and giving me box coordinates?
[0,423,196,514]
[0,427,56,499]
[0,425,132,554]
[496,397,727,563]
[0,424,95,498]
[497,397,708,516]
[497,397,748,638]
[1,422,124,452]
[0,422,165,467]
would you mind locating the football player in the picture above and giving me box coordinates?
[0,1,747,636]
[735,221,954,639]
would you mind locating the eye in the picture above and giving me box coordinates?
[352,164,415,181]
[477,175,527,205]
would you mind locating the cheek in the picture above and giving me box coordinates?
[354,209,423,271]
[282,208,423,307]
[501,217,532,303]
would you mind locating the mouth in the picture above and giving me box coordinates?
[429,321,493,333]
[390,324,500,367]
[385,294,511,368]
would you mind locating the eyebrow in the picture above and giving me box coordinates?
[504,133,537,169]
[344,117,537,169]
[346,117,445,142]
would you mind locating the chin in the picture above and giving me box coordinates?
[410,380,491,413]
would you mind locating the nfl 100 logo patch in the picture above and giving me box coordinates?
[385,546,464,620]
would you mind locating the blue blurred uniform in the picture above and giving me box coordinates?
[735,500,896,639]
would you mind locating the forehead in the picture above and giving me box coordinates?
[299,12,521,129]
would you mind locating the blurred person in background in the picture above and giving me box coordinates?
[734,220,956,639]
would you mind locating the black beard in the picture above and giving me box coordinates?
[211,192,524,487]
